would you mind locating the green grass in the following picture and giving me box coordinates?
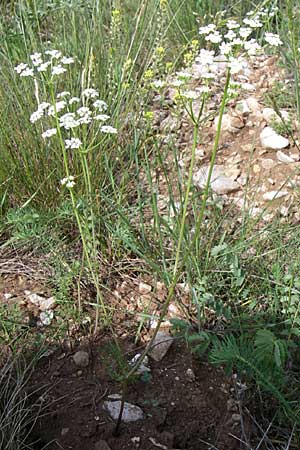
[1,0,300,446]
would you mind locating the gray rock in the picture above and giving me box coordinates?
[263,191,288,201]
[245,97,261,115]
[39,310,54,326]
[260,127,289,149]
[103,400,144,422]
[235,100,250,116]
[139,282,152,294]
[73,351,89,368]
[26,292,56,311]
[214,113,243,133]
[148,331,174,362]
[129,354,151,374]
[276,150,294,163]
[185,368,196,382]
[95,440,111,450]
[193,165,240,195]
[261,158,276,170]
[262,107,289,124]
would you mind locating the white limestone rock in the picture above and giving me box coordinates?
[193,165,240,195]
[103,400,144,422]
[260,127,289,149]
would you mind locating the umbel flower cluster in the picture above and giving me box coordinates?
[155,7,282,100]
[15,50,117,189]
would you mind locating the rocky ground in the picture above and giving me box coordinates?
[149,54,300,224]
[29,339,248,450]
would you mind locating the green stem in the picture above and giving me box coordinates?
[50,88,107,331]
[114,106,201,436]
[191,68,231,255]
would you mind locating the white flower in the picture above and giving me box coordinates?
[37,61,51,72]
[42,128,57,138]
[152,80,165,88]
[171,79,184,87]
[60,175,75,188]
[197,85,210,93]
[205,31,222,44]
[57,91,71,98]
[20,68,34,77]
[77,106,91,116]
[201,71,215,79]
[30,109,44,123]
[231,38,243,46]
[220,41,232,55]
[61,56,75,64]
[69,97,80,104]
[228,56,245,74]
[82,88,99,98]
[244,38,262,55]
[195,49,215,66]
[65,138,82,149]
[45,49,62,59]
[93,100,108,110]
[78,115,93,125]
[14,63,28,74]
[52,65,67,76]
[243,17,263,28]
[199,24,216,35]
[239,27,252,39]
[225,30,236,41]
[38,102,50,111]
[176,71,192,79]
[48,101,67,116]
[264,32,282,47]
[59,113,79,129]
[94,114,110,121]
[30,52,43,66]
[227,20,240,29]
[100,125,117,134]
[181,90,200,100]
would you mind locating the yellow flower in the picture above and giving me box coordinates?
[144,69,154,79]
[144,111,154,121]
[112,9,120,18]
[156,46,165,56]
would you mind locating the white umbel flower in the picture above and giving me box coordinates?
[30,109,44,123]
[82,88,99,99]
[45,49,62,59]
[93,100,108,111]
[20,68,34,77]
[65,138,82,149]
[199,24,216,35]
[264,32,282,47]
[100,125,117,134]
[60,175,75,188]
[37,61,51,72]
[30,52,43,66]
[61,56,75,64]
[52,65,67,76]
[42,128,57,138]
[14,63,28,74]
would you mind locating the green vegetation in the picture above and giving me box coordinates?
[1,0,300,447]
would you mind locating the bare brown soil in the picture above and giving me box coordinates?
[29,339,244,450]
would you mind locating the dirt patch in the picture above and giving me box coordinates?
[29,339,243,450]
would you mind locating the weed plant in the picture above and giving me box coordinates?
[1,0,300,447]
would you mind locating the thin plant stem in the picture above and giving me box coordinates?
[114,105,201,436]
[191,68,231,255]
[49,87,107,331]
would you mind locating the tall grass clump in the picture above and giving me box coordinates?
[0,353,45,450]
